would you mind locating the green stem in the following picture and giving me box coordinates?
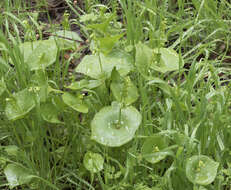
[97,50,103,73]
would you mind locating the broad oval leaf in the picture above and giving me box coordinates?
[5,89,35,120]
[4,164,33,189]
[75,50,133,79]
[20,39,57,70]
[91,104,142,147]
[141,134,171,164]
[186,155,219,185]
[62,92,88,113]
[83,152,104,173]
[151,48,182,73]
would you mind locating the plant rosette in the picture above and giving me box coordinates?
[141,134,172,164]
[91,102,142,147]
[83,151,104,173]
[186,155,219,186]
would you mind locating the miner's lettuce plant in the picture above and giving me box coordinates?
[1,0,231,189]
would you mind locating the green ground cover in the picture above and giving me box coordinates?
[0,0,231,189]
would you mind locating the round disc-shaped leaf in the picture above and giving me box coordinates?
[83,151,104,173]
[62,92,88,113]
[20,39,57,71]
[4,164,33,189]
[151,48,182,73]
[141,134,171,164]
[75,50,133,79]
[5,89,35,120]
[186,155,219,185]
[91,105,142,147]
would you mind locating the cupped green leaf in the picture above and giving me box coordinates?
[5,89,35,120]
[151,48,182,73]
[75,50,133,79]
[186,155,219,185]
[4,164,33,189]
[91,104,142,147]
[41,102,62,123]
[20,39,57,70]
[141,134,171,164]
[62,92,88,113]
[83,152,104,173]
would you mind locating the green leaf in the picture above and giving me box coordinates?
[50,30,83,50]
[4,164,33,189]
[66,79,103,90]
[110,69,139,105]
[88,14,114,34]
[98,33,124,55]
[4,145,19,157]
[30,70,48,102]
[41,102,62,123]
[141,134,171,164]
[83,152,104,173]
[186,155,219,185]
[5,89,35,120]
[80,13,98,22]
[135,43,183,75]
[91,103,142,147]
[20,39,57,71]
[76,50,133,79]
[151,48,182,73]
[62,92,88,113]
[135,42,153,79]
